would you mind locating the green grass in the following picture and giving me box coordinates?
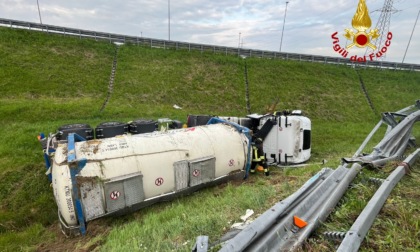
[102,179,277,251]
[0,26,419,251]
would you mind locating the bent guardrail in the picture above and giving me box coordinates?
[194,100,419,251]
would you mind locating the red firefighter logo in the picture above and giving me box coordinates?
[344,0,380,49]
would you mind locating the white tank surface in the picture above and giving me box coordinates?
[51,123,250,233]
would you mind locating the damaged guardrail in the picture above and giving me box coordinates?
[194,100,419,252]
[219,164,362,251]
[337,148,420,252]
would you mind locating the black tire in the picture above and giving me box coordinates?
[95,121,128,139]
[170,120,183,129]
[129,119,157,134]
[187,115,213,127]
[57,123,94,141]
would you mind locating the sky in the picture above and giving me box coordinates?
[1,0,420,64]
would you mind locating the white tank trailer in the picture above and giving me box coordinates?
[43,119,251,235]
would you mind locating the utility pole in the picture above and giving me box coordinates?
[279,1,289,52]
[365,0,398,58]
[168,0,171,40]
[238,32,241,48]
[36,0,42,24]
[402,9,420,63]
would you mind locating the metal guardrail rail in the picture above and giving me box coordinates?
[337,148,420,252]
[193,100,419,252]
[1,17,420,71]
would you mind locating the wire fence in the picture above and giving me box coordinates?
[1,17,419,71]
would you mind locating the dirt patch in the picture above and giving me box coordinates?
[84,51,95,59]
[36,220,111,252]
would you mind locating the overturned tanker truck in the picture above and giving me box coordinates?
[40,118,251,236]
[40,110,311,236]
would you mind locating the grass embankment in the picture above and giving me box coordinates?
[0,27,419,251]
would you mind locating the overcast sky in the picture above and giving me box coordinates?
[1,0,420,64]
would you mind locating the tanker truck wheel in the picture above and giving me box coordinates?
[57,123,94,141]
[95,121,128,139]
[128,119,157,134]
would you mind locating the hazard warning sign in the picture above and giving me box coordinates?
[192,169,200,177]
[155,177,164,186]
[110,191,120,200]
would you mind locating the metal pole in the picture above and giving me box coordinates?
[238,32,241,48]
[402,9,420,63]
[36,0,42,24]
[168,0,171,40]
[279,1,289,52]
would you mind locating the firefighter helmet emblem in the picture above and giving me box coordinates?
[344,0,380,49]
